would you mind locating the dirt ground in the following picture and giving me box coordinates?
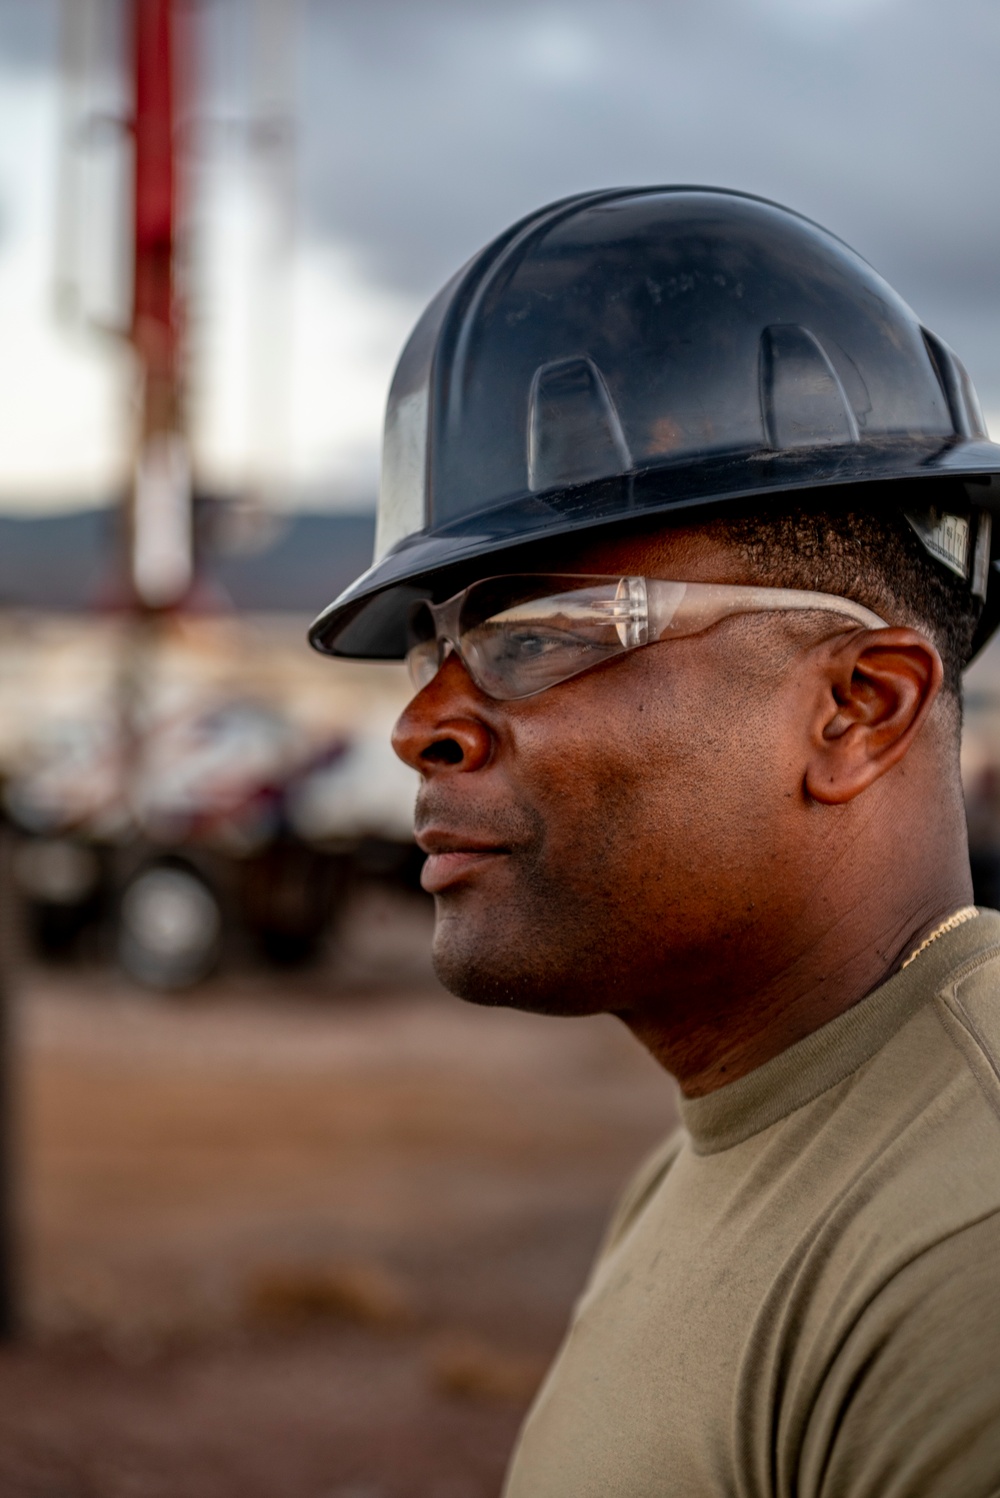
[0,887,676,1498]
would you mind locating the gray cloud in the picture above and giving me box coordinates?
[0,0,57,70]
[296,0,1000,403]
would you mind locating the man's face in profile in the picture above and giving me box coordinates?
[393,523,820,1023]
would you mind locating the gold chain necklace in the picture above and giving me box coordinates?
[900,906,979,970]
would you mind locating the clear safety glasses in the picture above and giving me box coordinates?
[406,574,888,702]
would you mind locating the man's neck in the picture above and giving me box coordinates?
[624,870,974,1099]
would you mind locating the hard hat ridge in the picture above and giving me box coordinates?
[759,324,860,450]
[528,355,632,492]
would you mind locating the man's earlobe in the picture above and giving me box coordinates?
[804,629,944,806]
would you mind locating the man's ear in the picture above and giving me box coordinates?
[804,628,944,806]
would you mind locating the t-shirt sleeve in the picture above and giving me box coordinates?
[802,1210,1000,1498]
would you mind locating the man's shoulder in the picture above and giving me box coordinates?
[809,936,1000,1260]
[849,918,1000,1168]
[931,928,1000,1126]
[890,925,1000,1195]
[766,935,1000,1337]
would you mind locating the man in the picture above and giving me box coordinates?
[311,189,1000,1495]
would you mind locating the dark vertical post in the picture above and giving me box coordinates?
[0,819,19,1341]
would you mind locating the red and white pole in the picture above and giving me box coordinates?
[129,0,193,610]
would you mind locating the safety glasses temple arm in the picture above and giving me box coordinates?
[644,580,888,638]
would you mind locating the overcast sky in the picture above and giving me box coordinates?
[1,0,999,509]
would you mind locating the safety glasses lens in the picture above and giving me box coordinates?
[406,637,442,691]
[405,577,650,700]
[460,578,644,699]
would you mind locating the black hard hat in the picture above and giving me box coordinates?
[309,187,1000,662]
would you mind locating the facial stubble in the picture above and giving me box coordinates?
[425,779,665,1017]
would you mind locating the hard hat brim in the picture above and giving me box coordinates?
[308,438,1000,666]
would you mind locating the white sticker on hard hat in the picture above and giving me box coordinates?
[903,508,970,581]
[973,512,992,600]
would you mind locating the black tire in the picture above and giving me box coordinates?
[117,862,223,990]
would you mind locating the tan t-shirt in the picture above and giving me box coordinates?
[503,912,1000,1498]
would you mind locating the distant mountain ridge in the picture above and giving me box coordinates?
[0,509,377,614]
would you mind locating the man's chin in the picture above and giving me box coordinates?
[430,927,601,1018]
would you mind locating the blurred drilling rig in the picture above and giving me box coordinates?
[0,1,418,991]
[56,0,297,603]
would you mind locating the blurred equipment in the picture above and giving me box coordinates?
[965,763,1000,908]
[309,187,1000,663]
[5,693,417,987]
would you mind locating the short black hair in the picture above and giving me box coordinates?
[711,493,983,705]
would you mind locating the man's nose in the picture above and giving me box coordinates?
[392,652,494,773]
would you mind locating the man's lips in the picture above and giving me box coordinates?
[416,830,511,893]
